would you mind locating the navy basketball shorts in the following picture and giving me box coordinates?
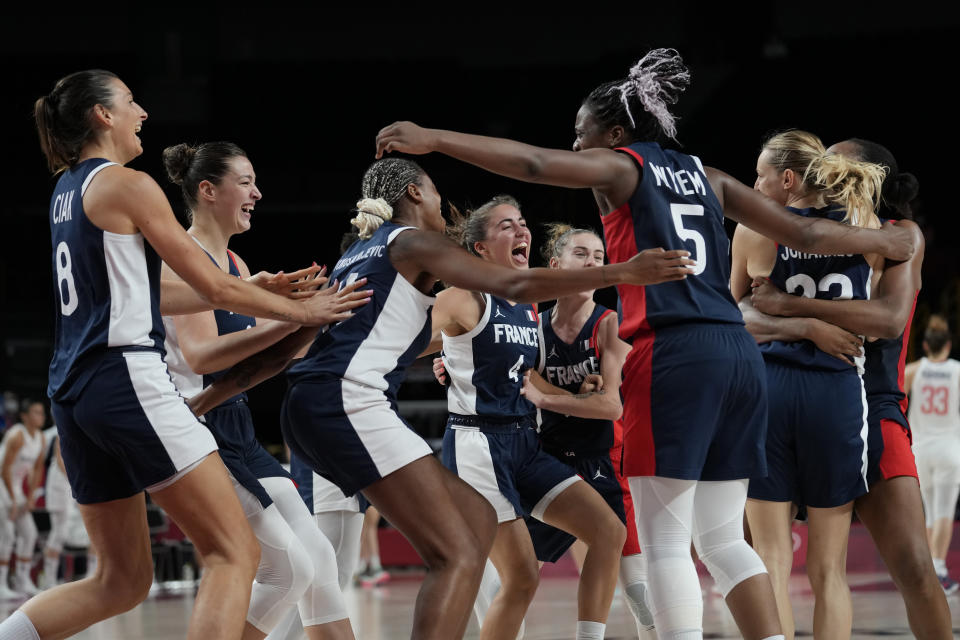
[441,414,580,523]
[50,350,217,504]
[748,361,869,508]
[621,324,767,481]
[206,401,292,509]
[525,455,627,563]
[281,379,432,498]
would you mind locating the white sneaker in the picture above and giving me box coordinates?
[0,584,22,600]
[12,574,40,597]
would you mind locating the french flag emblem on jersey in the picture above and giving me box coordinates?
[526,310,537,322]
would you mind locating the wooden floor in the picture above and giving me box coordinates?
[3,570,959,639]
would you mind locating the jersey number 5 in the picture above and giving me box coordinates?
[670,204,706,275]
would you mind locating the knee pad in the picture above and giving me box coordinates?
[246,505,315,633]
[314,510,364,590]
[259,476,349,627]
[694,527,766,598]
[624,581,655,628]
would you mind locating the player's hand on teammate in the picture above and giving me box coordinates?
[520,370,547,406]
[300,277,373,326]
[248,263,327,299]
[750,277,793,315]
[806,318,863,364]
[375,122,436,158]
[878,220,918,262]
[432,357,448,386]
[623,248,696,285]
[579,374,605,394]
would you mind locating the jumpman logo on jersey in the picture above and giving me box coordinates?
[593,468,606,480]
[547,345,559,360]
[494,307,506,318]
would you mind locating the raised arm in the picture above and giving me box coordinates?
[390,228,694,304]
[160,263,326,316]
[375,122,634,193]
[750,221,924,338]
[706,167,916,261]
[88,166,368,325]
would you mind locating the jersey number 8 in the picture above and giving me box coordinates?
[56,241,79,316]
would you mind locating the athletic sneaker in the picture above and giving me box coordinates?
[938,574,959,595]
[360,568,390,587]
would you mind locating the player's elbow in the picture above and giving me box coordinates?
[602,402,623,421]
[873,313,910,340]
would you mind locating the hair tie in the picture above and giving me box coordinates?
[616,48,690,140]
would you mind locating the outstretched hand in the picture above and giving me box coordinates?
[249,263,327,299]
[623,248,696,285]
[375,122,436,159]
[300,277,373,326]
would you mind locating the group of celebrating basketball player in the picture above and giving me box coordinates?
[0,47,957,640]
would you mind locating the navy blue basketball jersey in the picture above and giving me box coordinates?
[48,159,165,402]
[864,298,916,431]
[443,294,539,418]
[536,304,615,457]
[601,141,742,344]
[759,207,873,372]
[286,222,434,401]
[165,247,254,406]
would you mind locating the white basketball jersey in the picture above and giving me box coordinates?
[908,357,960,442]
[0,424,44,501]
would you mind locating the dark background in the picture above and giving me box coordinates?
[3,7,959,447]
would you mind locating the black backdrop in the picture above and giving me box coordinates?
[4,7,959,446]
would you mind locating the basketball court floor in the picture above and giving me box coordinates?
[3,569,957,639]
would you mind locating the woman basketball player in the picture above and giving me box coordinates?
[160,141,354,640]
[747,138,951,638]
[906,316,960,593]
[0,69,368,640]
[374,49,917,640]
[732,129,887,640]
[432,199,627,640]
[279,157,696,640]
[0,400,46,598]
